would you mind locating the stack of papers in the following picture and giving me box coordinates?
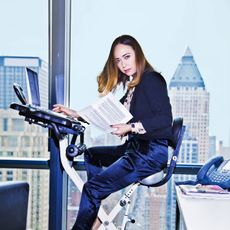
[179,184,230,199]
[78,93,133,132]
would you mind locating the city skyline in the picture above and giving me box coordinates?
[0,56,49,230]
[1,2,229,229]
[0,0,230,144]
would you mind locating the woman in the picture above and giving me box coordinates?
[53,35,172,230]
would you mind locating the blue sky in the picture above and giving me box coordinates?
[1,0,230,145]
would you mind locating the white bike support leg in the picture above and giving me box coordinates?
[59,138,117,230]
[120,183,139,230]
[59,138,139,230]
[97,182,140,230]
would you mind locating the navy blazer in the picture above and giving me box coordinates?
[121,69,172,141]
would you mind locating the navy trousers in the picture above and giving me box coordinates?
[71,139,168,230]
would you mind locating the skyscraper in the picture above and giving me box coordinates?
[169,47,210,163]
[166,48,209,229]
[0,56,49,230]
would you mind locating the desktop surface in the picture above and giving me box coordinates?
[176,186,230,230]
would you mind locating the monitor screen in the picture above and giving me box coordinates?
[26,68,40,106]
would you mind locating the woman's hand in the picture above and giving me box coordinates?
[111,124,132,137]
[53,104,79,119]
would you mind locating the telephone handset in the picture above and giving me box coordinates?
[197,156,230,189]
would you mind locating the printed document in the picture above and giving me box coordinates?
[179,184,230,199]
[78,93,133,132]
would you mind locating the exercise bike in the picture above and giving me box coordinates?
[10,83,185,230]
[10,83,124,229]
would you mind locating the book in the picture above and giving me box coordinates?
[179,184,230,199]
[78,93,133,132]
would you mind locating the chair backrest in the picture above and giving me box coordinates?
[0,181,29,230]
[168,117,184,150]
[140,117,185,187]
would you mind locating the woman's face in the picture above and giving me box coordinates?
[113,44,137,76]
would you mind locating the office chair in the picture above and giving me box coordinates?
[0,181,29,230]
[98,117,185,229]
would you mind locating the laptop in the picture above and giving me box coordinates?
[12,68,71,126]
[25,68,41,107]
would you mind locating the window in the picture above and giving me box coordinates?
[70,1,230,229]
[12,119,24,131]
[8,137,17,148]
[7,151,14,157]
[3,118,8,131]
[0,1,49,230]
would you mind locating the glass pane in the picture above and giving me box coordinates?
[0,1,49,230]
[69,1,230,229]
[0,1,49,155]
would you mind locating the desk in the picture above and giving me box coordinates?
[175,186,230,230]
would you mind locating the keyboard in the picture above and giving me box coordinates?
[10,103,74,127]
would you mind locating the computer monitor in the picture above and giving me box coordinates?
[26,68,40,106]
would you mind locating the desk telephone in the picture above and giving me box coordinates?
[197,156,230,189]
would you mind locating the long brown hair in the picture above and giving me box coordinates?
[97,35,153,95]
